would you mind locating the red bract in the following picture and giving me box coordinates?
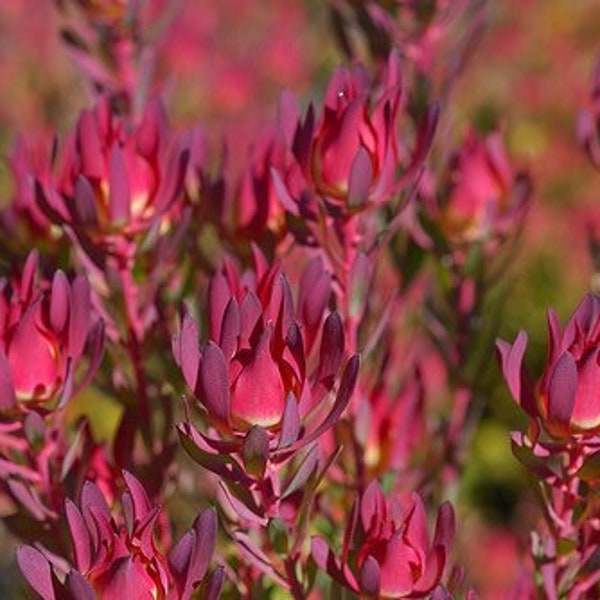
[497,293,600,438]
[275,52,437,218]
[431,131,531,246]
[173,252,359,467]
[0,251,104,410]
[312,481,455,598]
[34,97,188,262]
[17,471,224,600]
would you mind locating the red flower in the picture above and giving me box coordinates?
[312,481,455,598]
[433,131,530,246]
[0,251,104,410]
[17,471,223,600]
[34,97,188,261]
[275,52,437,218]
[173,251,358,469]
[497,293,600,437]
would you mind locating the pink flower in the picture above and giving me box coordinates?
[173,251,359,470]
[17,471,223,600]
[275,52,437,218]
[0,251,104,410]
[433,131,530,246]
[497,293,600,437]
[312,481,455,598]
[34,97,189,261]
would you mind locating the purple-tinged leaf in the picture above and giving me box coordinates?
[278,393,301,449]
[66,499,91,573]
[317,312,345,383]
[0,351,16,412]
[220,482,267,526]
[200,342,230,424]
[361,480,386,533]
[50,271,70,333]
[154,144,189,213]
[311,536,357,591]
[202,566,225,600]
[176,423,249,484]
[76,110,103,179]
[80,480,111,549]
[433,502,455,552]
[232,531,288,587]
[108,144,130,225]
[242,426,270,477]
[122,470,152,522]
[277,354,359,456]
[281,444,319,499]
[174,310,201,393]
[17,546,55,600]
[73,176,99,227]
[547,351,577,431]
[360,555,381,596]
[68,276,91,360]
[495,331,528,403]
[8,479,50,521]
[413,545,446,595]
[21,250,38,303]
[219,297,240,361]
[348,146,373,208]
[270,168,298,215]
[66,570,96,600]
[208,271,230,343]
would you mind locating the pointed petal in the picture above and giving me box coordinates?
[108,144,130,224]
[17,546,55,600]
[200,342,230,424]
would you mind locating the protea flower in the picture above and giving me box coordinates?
[0,251,104,411]
[173,251,359,470]
[312,481,455,598]
[497,293,600,438]
[17,471,224,599]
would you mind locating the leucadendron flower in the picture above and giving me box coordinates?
[312,481,455,598]
[17,471,224,600]
[0,251,104,411]
[173,250,359,470]
[33,96,189,262]
[432,131,531,246]
[497,293,600,438]
[274,51,437,218]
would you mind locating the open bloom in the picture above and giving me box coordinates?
[33,97,189,261]
[497,293,600,437]
[274,52,437,218]
[312,481,455,598]
[173,251,358,469]
[0,251,104,411]
[17,471,223,599]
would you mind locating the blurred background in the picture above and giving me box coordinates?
[1,1,600,597]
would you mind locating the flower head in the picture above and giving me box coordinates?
[497,293,600,438]
[433,131,530,246]
[173,251,358,470]
[312,481,455,598]
[275,52,437,220]
[0,251,104,411]
[17,471,223,600]
[34,97,188,262]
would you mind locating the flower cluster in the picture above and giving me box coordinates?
[0,0,584,598]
